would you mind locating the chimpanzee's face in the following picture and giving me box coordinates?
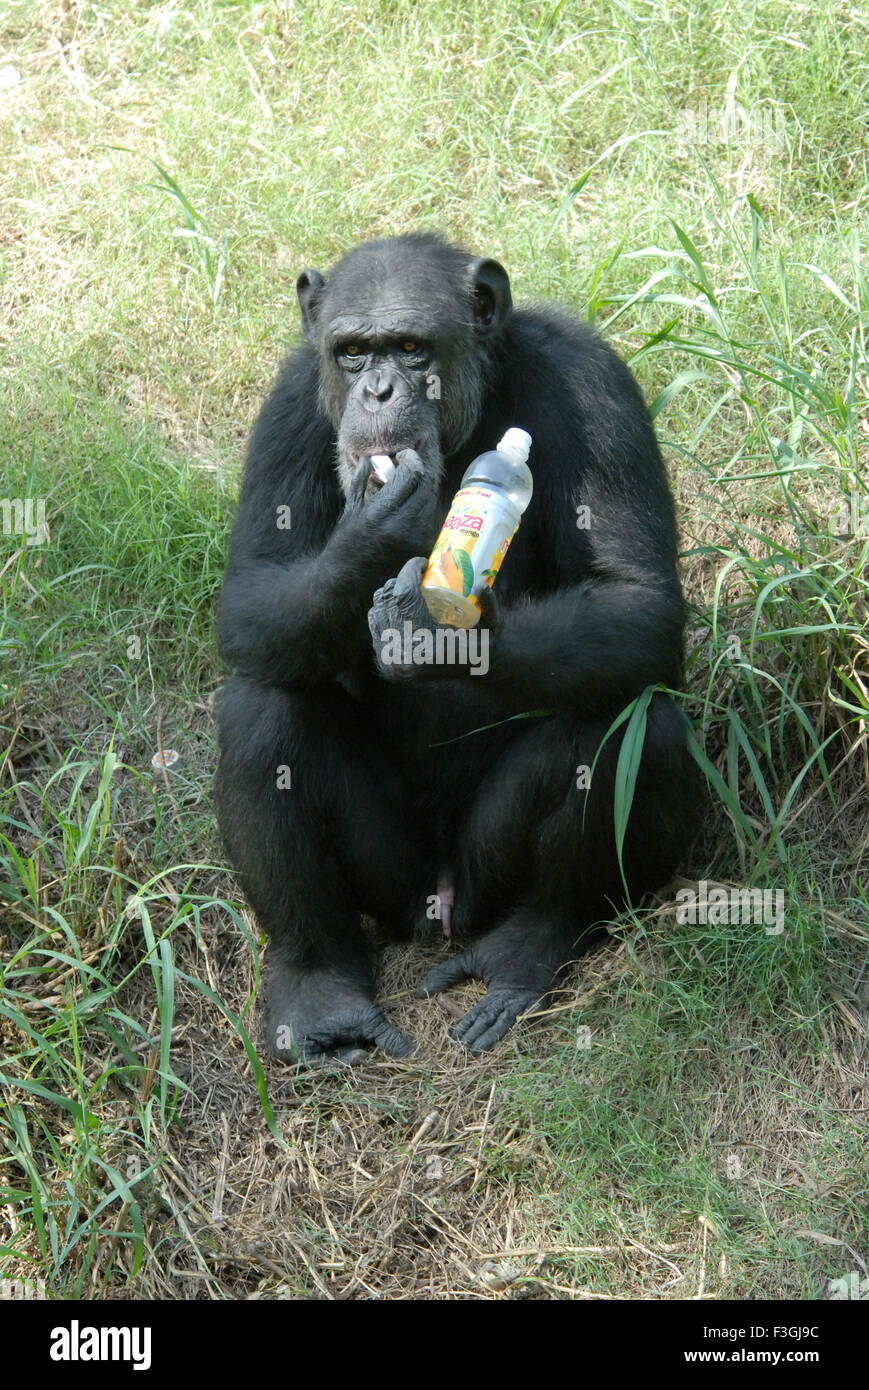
[296,239,512,497]
[321,295,443,495]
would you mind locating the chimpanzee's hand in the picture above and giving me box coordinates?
[368,557,499,681]
[417,918,563,1052]
[343,448,440,560]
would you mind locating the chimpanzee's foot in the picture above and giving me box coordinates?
[417,914,568,1053]
[265,958,413,1065]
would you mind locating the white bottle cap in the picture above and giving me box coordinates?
[370,454,396,484]
[497,428,532,464]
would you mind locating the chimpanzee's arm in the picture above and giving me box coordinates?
[217,350,437,687]
[487,576,684,712]
[487,331,686,712]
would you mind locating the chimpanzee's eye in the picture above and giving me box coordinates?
[345,345,361,357]
[402,341,417,353]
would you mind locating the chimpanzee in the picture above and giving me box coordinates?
[215,232,700,1063]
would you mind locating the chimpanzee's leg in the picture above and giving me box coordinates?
[420,694,701,1051]
[215,677,431,1062]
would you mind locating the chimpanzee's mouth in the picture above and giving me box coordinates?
[349,441,421,469]
[348,442,426,489]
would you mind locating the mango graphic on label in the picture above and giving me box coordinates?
[424,536,477,597]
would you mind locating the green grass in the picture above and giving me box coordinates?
[1,0,867,1299]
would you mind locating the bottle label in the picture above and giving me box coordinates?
[421,486,521,613]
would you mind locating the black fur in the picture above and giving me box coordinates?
[215,233,701,1061]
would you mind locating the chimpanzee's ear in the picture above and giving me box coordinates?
[296,269,326,341]
[468,257,512,335]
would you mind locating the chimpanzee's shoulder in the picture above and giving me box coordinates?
[507,303,635,378]
[494,304,655,437]
[241,342,335,486]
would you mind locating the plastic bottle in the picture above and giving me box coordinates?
[420,428,533,628]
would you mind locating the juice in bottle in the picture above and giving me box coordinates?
[420,428,533,628]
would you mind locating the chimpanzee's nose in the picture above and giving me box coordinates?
[364,371,394,405]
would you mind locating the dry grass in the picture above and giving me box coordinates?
[4,837,865,1300]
